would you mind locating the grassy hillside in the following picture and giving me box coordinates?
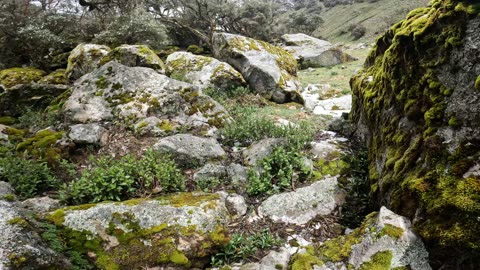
[314,0,430,43]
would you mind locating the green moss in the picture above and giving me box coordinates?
[7,253,27,267]
[2,194,16,201]
[358,250,393,270]
[0,116,18,125]
[95,76,111,90]
[45,89,72,113]
[447,116,462,128]
[169,250,190,265]
[379,224,404,239]
[186,45,204,55]
[7,217,29,228]
[15,130,64,161]
[158,119,174,132]
[290,246,323,270]
[314,151,349,179]
[475,75,480,91]
[0,67,46,88]
[40,69,68,85]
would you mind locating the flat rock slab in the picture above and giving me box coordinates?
[258,176,346,225]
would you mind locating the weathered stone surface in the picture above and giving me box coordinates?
[66,44,111,80]
[44,192,230,269]
[0,201,63,269]
[0,181,15,200]
[20,196,61,213]
[258,176,345,225]
[0,67,46,88]
[218,192,248,217]
[153,134,226,165]
[194,163,227,182]
[226,163,248,186]
[350,2,480,266]
[166,51,246,90]
[243,138,285,166]
[239,248,290,270]
[100,44,165,71]
[212,33,303,104]
[64,62,228,129]
[68,123,107,145]
[281,33,356,69]
[291,207,431,270]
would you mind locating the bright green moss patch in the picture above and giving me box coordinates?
[0,67,46,88]
[358,250,393,270]
[0,116,17,125]
[290,251,323,270]
[379,224,404,239]
[7,217,29,228]
[475,75,480,91]
[40,69,68,85]
[15,129,64,161]
[158,192,220,208]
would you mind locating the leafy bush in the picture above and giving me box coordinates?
[211,229,283,266]
[196,177,222,192]
[60,150,185,204]
[203,86,251,105]
[0,156,59,198]
[247,147,311,196]
[220,106,315,150]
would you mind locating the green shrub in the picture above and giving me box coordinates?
[211,229,283,266]
[60,150,185,204]
[247,147,311,196]
[0,156,59,198]
[203,86,251,104]
[220,106,315,150]
[196,177,222,192]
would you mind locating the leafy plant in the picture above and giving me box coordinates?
[203,86,251,104]
[247,147,311,196]
[0,156,59,198]
[211,229,283,266]
[220,106,315,150]
[196,177,222,192]
[60,150,185,204]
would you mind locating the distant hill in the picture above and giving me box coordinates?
[314,0,430,43]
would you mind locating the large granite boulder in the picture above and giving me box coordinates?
[281,33,356,69]
[63,61,228,130]
[212,33,303,104]
[41,192,231,269]
[258,176,345,225]
[350,1,480,267]
[99,44,165,71]
[290,207,431,270]
[166,51,246,90]
[65,44,111,81]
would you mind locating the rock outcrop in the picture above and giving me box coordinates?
[99,44,165,71]
[66,44,111,81]
[212,33,303,104]
[350,0,480,267]
[166,51,246,90]
[63,61,228,130]
[281,33,357,69]
[290,207,431,270]
[42,192,230,269]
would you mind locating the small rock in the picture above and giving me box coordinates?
[224,194,248,217]
[194,163,227,182]
[226,163,248,186]
[68,123,107,145]
[239,248,290,270]
[243,138,285,166]
[20,196,61,213]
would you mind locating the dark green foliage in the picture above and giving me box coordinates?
[0,156,59,198]
[60,150,185,204]
[247,147,311,196]
[210,229,283,266]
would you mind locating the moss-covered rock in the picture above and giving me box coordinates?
[0,67,46,88]
[166,51,246,91]
[99,44,166,71]
[16,129,64,161]
[212,33,303,104]
[65,44,111,81]
[40,69,68,85]
[350,0,480,267]
[289,207,430,269]
[41,192,231,269]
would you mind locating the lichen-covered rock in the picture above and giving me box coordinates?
[39,69,68,85]
[0,201,64,269]
[153,134,226,166]
[43,192,230,269]
[166,51,246,90]
[0,182,15,201]
[20,196,61,213]
[350,1,480,266]
[193,163,227,182]
[63,62,228,130]
[243,138,285,166]
[100,44,165,71]
[281,33,357,69]
[68,123,107,145]
[0,83,69,116]
[258,176,345,225]
[212,33,303,104]
[238,248,290,270]
[65,44,111,80]
[290,207,431,270]
[0,67,46,88]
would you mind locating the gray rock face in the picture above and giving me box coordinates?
[64,62,228,129]
[258,176,346,225]
[218,192,248,217]
[281,33,357,69]
[100,44,165,71]
[243,138,285,166]
[212,33,303,104]
[166,52,246,90]
[239,248,290,270]
[153,134,226,165]
[345,207,431,270]
[68,123,107,145]
[227,163,248,186]
[194,163,227,182]
[66,43,111,80]
[0,201,63,269]
[20,196,61,213]
[0,181,14,200]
